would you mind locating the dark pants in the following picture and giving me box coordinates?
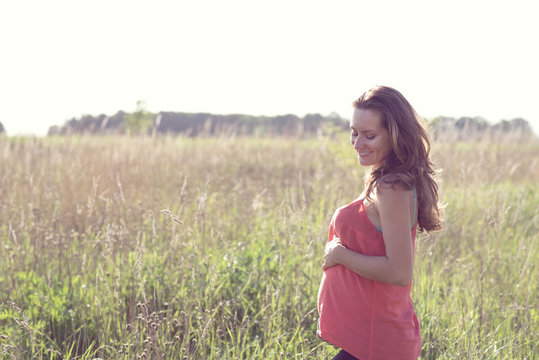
[331,350,359,360]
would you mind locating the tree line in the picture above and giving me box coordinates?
[45,109,535,141]
[47,110,348,138]
[428,116,534,141]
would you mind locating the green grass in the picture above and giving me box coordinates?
[0,135,537,359]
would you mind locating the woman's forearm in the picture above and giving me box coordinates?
[333,245,412,286]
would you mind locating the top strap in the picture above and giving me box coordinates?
[411,188,417,228]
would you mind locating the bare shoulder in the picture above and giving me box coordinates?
[375,182,415,233]
[376,182,413,213]
[377,181,412,200]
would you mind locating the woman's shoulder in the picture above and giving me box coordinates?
[375,180,414,207]
[379,171,415,190]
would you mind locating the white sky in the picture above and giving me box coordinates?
[1,0,538,136]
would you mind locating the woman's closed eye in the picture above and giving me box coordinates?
[351,129,375,140]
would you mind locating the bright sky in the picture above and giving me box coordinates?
[1,0,538,136]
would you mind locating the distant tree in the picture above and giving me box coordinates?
[454,116,489,132]
[302,113,325,134]
[48,125,60,135]
[491,118,534,140]
[0,122,5,134]
[124,100,154,135]
[493,118,532,133]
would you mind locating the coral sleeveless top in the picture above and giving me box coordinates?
[317,197,421,360]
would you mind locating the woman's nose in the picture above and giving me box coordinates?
[353,137,362,149]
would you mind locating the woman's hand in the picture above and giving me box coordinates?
[322,237,344,270]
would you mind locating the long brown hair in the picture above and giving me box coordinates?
[353,85,442,232]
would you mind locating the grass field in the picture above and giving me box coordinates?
[0,134,537,359]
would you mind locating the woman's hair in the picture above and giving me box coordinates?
[353,85,442,232]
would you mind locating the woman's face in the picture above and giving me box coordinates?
[350,108,392,169]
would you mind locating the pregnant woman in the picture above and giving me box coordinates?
[317,85,443,360]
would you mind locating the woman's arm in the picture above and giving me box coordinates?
[322,185,414,286]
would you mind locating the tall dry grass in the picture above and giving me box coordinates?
[0,135,537,359]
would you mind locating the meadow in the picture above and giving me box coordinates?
[0,134,537,359]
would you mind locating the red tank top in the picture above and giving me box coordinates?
[317,198,421,360]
